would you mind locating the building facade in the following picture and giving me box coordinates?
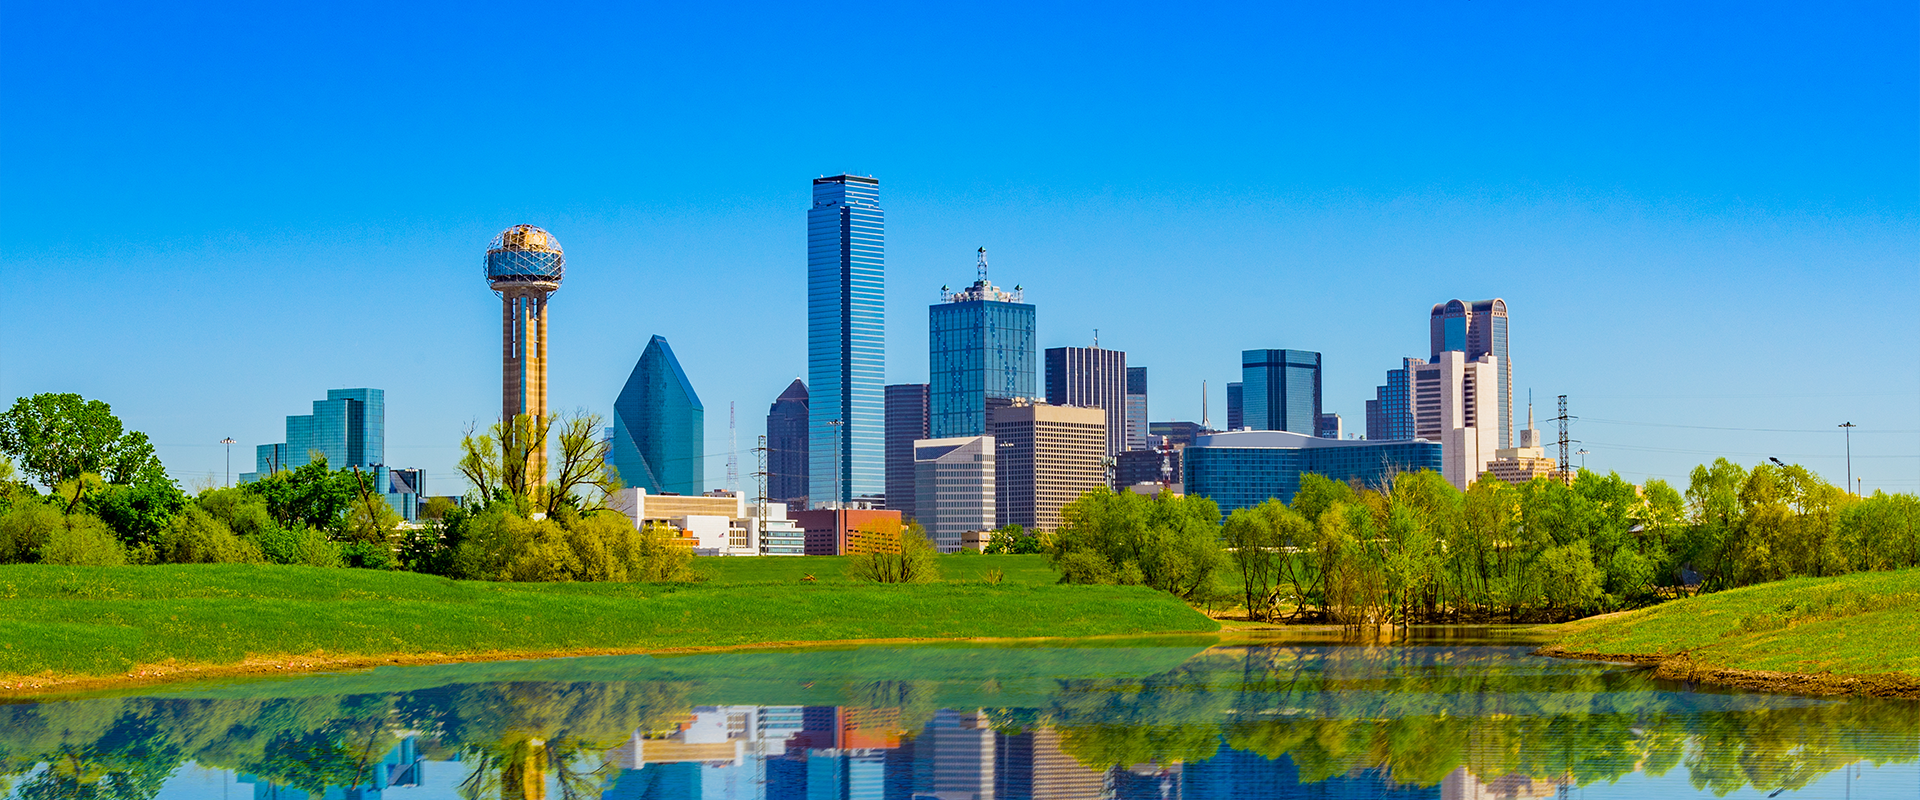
[1411,350,1500,490]
[765,379,809,508]
[992,402,1106,532]
[486,225,565,483]
[1183,430,1443,511]
[1044,346,1129,456]
[1116,447,1180,489]
[1124,367,1149,452]
[1318,412,1343,439]
[884,383,929,518]
[808,175,886,508]
[1225,381,1243,431]
[1430,298,1512,447]
[912,435,995,553]
[1365,357,1424,442]
[929,248,1037,440]
[1241,349,1321,435]
[1485,402,1557,486]
[789,508,905,556]
[240,388,422,521]
[610,335,705,496]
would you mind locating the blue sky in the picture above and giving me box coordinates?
[3,1,1915,495]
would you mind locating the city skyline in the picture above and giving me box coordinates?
[2,3,1913,497]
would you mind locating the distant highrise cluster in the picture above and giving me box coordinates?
[239,388,424,521]
[1360,298,1519,490]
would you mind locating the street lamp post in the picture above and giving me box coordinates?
[220,438,236,487]
[826,418,844,554]
[1576,448,1589,472]
[1838,422,1856,496]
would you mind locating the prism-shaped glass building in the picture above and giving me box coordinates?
[611,335,705,495]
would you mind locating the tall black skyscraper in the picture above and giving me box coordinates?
[1225,381,1243,431]
[766,379,809,507]
[884,383,929,517]
[1124,366,1148,452]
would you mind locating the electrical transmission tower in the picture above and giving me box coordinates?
[1554,394,1577,484]
[726,401,739,495]
[753,435,769,552]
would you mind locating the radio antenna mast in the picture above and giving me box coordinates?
[726,401,740,494]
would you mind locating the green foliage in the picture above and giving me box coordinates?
[449,509,695,583]
[249,525,343,568]
[984,524,1045,554]
[243,459,365,532]
[846,520,941,583]
[0,393,169,488]
[151,506,261,564]
[85,477,187,548]
[37,514,128,566]
[1051,488,1225,601]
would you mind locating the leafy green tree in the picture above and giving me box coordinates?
[984,524,1045,554]
[1052,487,1225,601]
[0,393,168,488]
[87,478,188,548]
[244,459,362,532]
[150,506,261,564]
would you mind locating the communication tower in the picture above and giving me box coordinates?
[726,401,740,495]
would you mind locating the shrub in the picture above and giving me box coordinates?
[846,519,939,583]
[152,506,262,564]
[0,499,63,563]
[247,525,343,568]
[1051,487,1223,600]
[38,514,127,566]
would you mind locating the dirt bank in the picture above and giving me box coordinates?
[1535,645,1920,700]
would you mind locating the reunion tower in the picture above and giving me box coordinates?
[486,225,565,482]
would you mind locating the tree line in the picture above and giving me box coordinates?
[1048,461,1919,623]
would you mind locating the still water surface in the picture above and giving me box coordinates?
[2,635,1915,799]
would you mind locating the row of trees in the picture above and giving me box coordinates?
[0,393,694,582]
[1051,462,1919,623]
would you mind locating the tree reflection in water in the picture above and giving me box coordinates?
[0,644,1912,799]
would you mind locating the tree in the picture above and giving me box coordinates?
[245,459,360,532]
[984,524,1044,554]
[0,393,169,488]
[457,411,619,517]
[1051,487,1225,601]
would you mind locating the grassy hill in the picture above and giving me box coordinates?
[1544,567,1920,694]
[0,559,1217,693]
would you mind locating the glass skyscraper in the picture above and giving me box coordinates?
[239,388,422,520]
[1240,349,1321,435]
[765,378,809,507]
[610,335,705,495]
[1365,356,1424,441]
[1430,298,1511,447]
[884,383,929,518]
[808,175,886,507]
[929,248,1036,439]
[1124,366,1148,452]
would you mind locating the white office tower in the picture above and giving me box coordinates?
[913,436,995,553]
[1412,351,1500,490]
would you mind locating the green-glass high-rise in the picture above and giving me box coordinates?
[610,335,705,495]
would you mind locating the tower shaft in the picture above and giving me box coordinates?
[501,283,554,484]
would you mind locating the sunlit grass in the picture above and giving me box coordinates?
[0,562,1217,679]
[1551,567,1920,678]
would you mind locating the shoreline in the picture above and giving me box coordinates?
[1534,644,1920,700]
[0,631,1216,701]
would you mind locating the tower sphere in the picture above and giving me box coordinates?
[486,224,565,287]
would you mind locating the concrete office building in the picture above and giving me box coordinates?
[240,388,423,521]
[808,174,886,508]
[1318,412,1343,439]
[608,489,802,557]
[1125,366,1149,452]
[1183,430,1443,511]
[1045,346,1129,457]
[1431,298,1513,447]
[1226,381,1243,431]
[609,335,704,496]
[765,379,809,508]
[992,402,1106,532]
[912,435,994,553]
[1412,350,1501,490]
[486,225,565,483]
[1241,349,1322,434]
[884,383,930,517]
[1485,402,1557,486]
[929,248,1037,439]
[1366,357,1424,442]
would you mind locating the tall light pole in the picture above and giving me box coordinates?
[826,419,844,510]
[1576,448,1589,472]
[220,438,236,487]
[1839,422,1856,495]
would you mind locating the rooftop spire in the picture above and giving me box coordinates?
[977,247,988,284]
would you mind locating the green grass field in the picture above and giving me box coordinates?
[691,553,1059,586]
[0,559,1217,683]
[1549,567,1920,679]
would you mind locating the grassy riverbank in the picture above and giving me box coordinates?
[1543,567,1920,696]
[0,561,1217,694]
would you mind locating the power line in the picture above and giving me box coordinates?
[1582,418,1920,434]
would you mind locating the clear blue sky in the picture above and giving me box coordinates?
[3,1,1915,495]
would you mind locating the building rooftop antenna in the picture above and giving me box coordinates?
[1201,380,1210,429]
[976,247,989,285]
[726,401,739,494]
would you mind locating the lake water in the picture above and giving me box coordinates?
[2,634,1915,799]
